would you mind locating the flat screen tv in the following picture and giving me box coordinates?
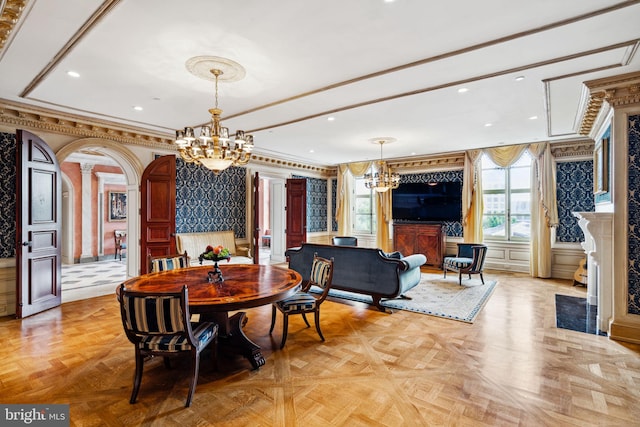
[392,181,462,222]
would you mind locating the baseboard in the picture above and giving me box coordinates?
[609,319,640,344]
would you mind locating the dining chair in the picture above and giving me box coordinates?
[269,254,334,349]
[148,251,189,273]
[114,230,127,261]
[331,236,357,246]
[443,243,488,285]
[119,284,218,407]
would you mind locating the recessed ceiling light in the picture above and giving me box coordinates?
[484,123,493,127]
[133,106,143,111]
[327,116,335,121]
[515,76,525,81]
[67,71,80,78]
[528,115,538,120]
[411,152,416,156]
[384,0,395,3]
[458,87,469,93]
[309,149,315,153]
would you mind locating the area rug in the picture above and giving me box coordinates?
[318,273,497,323]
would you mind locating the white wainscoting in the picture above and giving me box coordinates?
[0,258,16,316]
[445,238,584,279]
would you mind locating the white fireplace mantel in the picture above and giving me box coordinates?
[572,211,614,334]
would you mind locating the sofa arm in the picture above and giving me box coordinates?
[400,254,427,270]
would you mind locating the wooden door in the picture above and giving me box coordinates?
[252,171,260,264]
[140,155,176,273]
[15,130,62,318]
[285,178,306,249]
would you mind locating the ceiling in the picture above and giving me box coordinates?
[1,0,639,167]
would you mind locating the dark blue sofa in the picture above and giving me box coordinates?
[285,243,427,311]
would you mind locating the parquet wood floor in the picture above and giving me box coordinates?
[1,270,639,426]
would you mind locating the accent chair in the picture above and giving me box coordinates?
[443,243,488,285]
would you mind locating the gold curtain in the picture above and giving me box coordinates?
[462,149,484,243]
[528,142,558,278]
[376,190,393,252]
[483,145,529,168]
[335,161,373,236]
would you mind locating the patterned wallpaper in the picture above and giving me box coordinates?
[400,170,464,237]
[556,161,595,242]
[175,159,247,238]
[627,114,640,315]
[293,175,328,233]
[0,133,16,258]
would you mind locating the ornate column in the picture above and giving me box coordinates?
[80,163,94,261]
[573,212,613,334]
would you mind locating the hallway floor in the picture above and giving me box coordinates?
[62,259,126,303]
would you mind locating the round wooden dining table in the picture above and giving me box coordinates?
[119,264,302,369]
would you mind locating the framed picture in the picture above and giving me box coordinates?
[109,191,127,221]
[593,136,609,195]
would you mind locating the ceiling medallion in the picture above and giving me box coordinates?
[174,56,253,174]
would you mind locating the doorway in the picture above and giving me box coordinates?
[256,174,286,264]
[56,138,144,301]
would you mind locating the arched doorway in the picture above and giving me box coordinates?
[56,138,144,280]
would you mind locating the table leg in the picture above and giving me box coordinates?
[204,311,265,370]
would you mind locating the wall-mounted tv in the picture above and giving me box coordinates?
[392,181,462,222]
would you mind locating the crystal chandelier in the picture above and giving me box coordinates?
[364,138,400,192]
[174,57,254,174]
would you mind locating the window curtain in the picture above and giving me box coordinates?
[528,142,558,278]
[335,162,372,236]
[483,145,528,168]
[462,149,484,243]
[376,190,392,252]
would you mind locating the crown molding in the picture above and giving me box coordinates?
[550,139,594,160]
[580,71,640,136]
[389,152,465,173]
[0,0,27,53]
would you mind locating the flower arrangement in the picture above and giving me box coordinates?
[199,245,231,263]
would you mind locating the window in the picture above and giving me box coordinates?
[353,177,377,234]
[482,152,532,240]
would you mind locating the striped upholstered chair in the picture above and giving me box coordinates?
[148,251,189,273]
[443,243,488,285]
[269,254,334,349]
[119,284,218,407]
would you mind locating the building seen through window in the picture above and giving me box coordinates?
[354,176,377,234]
[482,151,532,240]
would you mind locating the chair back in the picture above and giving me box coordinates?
[308,254,334,302]
[115,230,126,245]
[468,245,488,273]
[332,236,357,246]
[148,251,189,272]
[456,243,475,258]
[119,284,195,348]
